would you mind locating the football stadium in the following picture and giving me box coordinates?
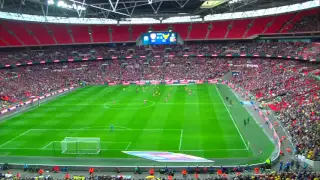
[0,0,319,179]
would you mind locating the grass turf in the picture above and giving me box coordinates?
[0,84,274,165]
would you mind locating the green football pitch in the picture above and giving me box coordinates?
[0,84,274,166]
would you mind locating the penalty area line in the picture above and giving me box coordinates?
[179,129,183,151]
[42,142,53,149]
[179,148,248,152]
[125,142,132,150]
[0,152,10,156]
[0,129,32,148]
[215,85,249,150]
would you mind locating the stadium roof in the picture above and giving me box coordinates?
[0,0,314,20]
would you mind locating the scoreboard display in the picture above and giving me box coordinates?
[143,32,177,45]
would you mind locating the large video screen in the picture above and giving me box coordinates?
[143,32,177,45]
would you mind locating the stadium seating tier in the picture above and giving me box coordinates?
[131,25,149,41]
[110,25,131,42]
[245,16,273,38]
[0,25,22,46]
[0,8,318,46]
[152,24,169,31]
[1,21,39,45]
[172,24,189,40]
[207,21,231,39]
[188,23,210,40]
[70,25,91,43]
[0,39,7,46]
[25,23,56,45]
[46,24,73,44]
[264,13,294,34]
[90,25,110,43]
[227,19,252,39]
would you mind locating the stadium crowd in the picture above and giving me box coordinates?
[0,42,319,178]
[291,13,320,32]
[230,58,320,161]
[1,164,320,180]
[0,41,316,65]
[1,51,319,160]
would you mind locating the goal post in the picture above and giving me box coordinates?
[60,137,101,154]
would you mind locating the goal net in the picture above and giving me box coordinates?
[61,137,100,154]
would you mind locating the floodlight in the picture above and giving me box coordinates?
[48,0,54,5]
[229,0,242,4]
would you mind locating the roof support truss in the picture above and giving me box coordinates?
[67,0,130,16]
[0,0,4,9]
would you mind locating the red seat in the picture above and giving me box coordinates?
[2,21,38,45]
[245,17,273,38]
[110,25,130,42]
[264,13,294,34]
[70,25,91,43]
[91,25,110,43]
[207,21,231,39]
[152,24,169,31]
[189,23,209,40]
[227,19,251,38]
[0,24,22,46]
[0,39,8,46]
[46,24,73,44]
[172,24,189,40]
[281,8,319,33]
[131,25,149,41]
[25,23,55,45]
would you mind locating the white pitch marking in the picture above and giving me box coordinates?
[42,142,53,149]
[179,149,248,152]
[45,102,224,106]
[0,129,32,148]
[84,126,132,130]
[215,85,249,150]
[114,126,132,130]
[179,129,183,151]
[30,128,181,131]
[0,152,10,156]
[0,147,248,151]
[125,142,132,150]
